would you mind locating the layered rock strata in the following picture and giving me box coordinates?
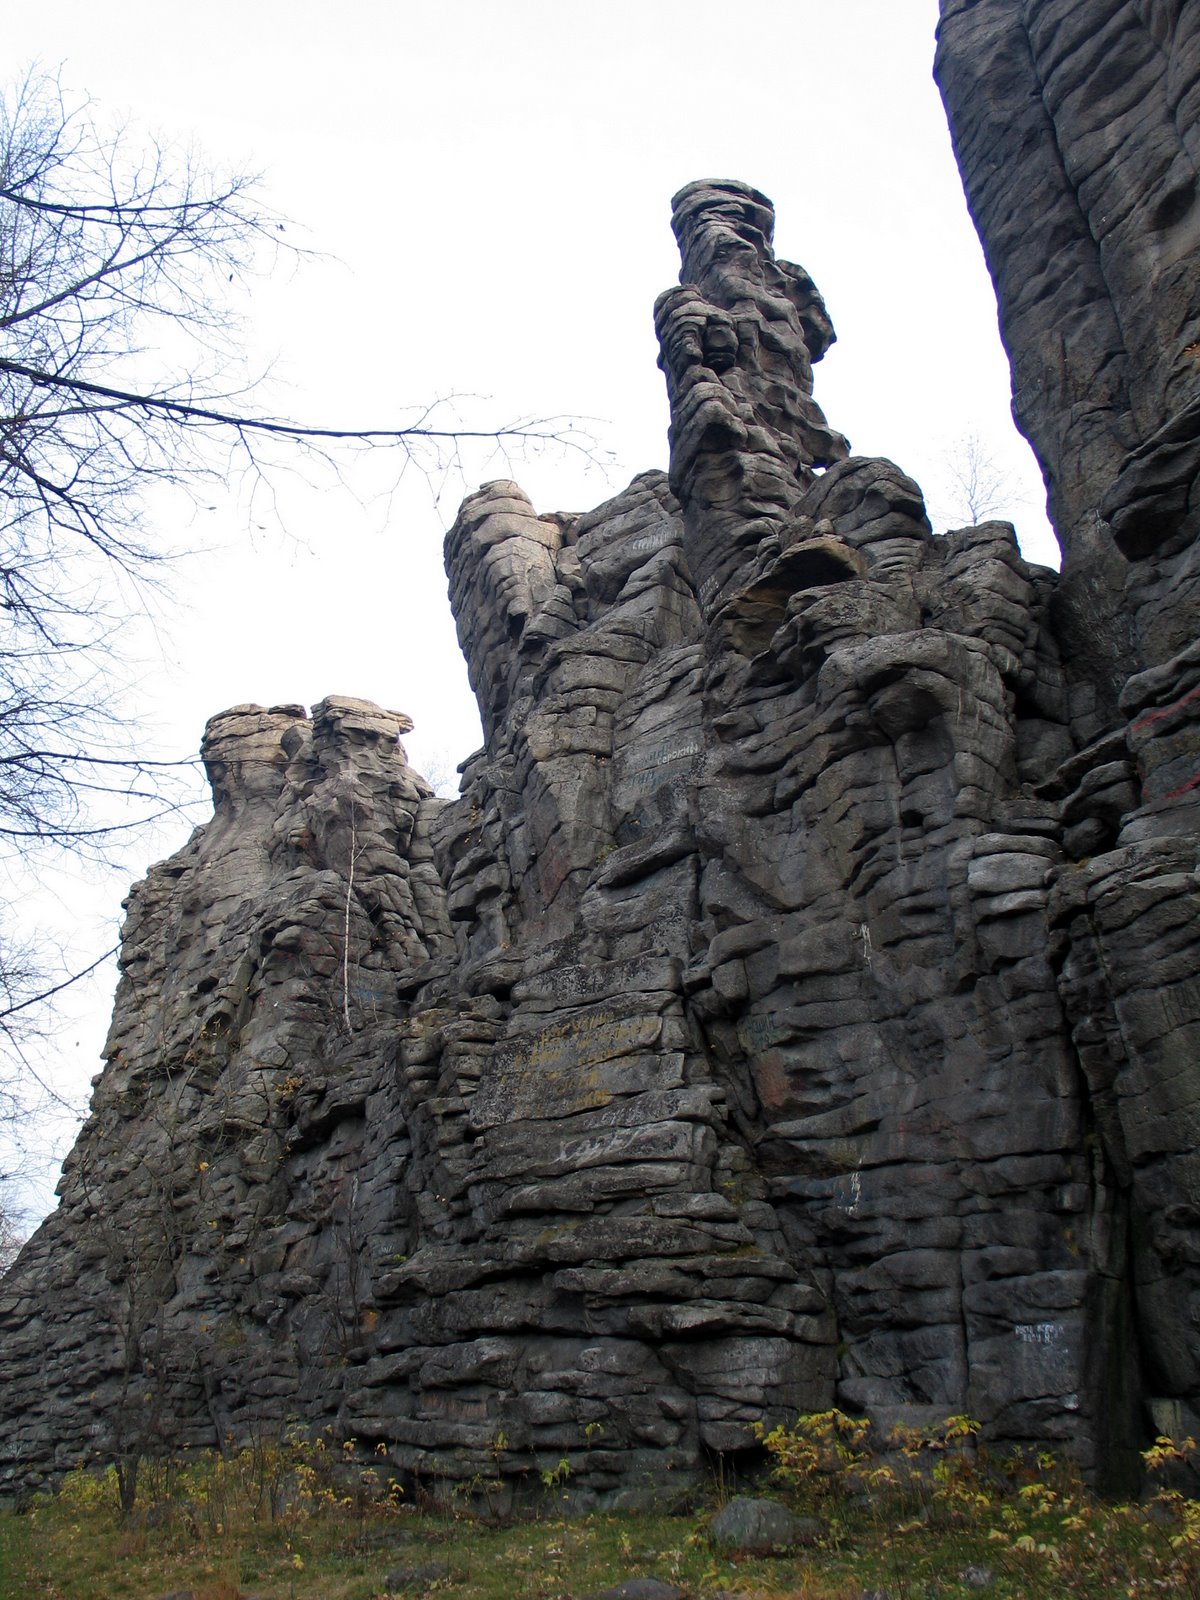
[1,173,1196,1501]
[934,0,1200,726]
[936,0,1200,1458]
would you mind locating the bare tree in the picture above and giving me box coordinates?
[940,429,1025,526]
[0,69,596,1269]
[0,1165,25,1271]
[0,70,584,1071]
[0,71,576,853]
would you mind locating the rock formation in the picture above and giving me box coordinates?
[1,153,1198,1502]
[935,0,1200,1462]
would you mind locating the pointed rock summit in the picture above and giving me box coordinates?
[4,144,1200,1502]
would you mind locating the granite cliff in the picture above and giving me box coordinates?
[2,122,1200,1500]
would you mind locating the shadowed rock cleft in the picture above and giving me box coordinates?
[3,158,1200,1504]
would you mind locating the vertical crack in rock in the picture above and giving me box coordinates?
[938,0,1200,1481]
[3,148,1199,1501]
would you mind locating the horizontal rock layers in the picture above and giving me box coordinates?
[2,169,1198,1502]
[934,0,1200,724]
[936,1,1200,1463]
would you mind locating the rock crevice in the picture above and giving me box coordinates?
[2,160,1199,1501]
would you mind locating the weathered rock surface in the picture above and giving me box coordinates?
[1,166,1199,1503]
[936,0,1200,1467]
[935,0,1200,729]
[709,1495,822,1554]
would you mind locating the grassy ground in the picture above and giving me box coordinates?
[1,1424,1198,1599]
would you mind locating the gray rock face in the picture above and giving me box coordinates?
[936,0,1200,1472]
[934,0,1200,729]
[0,171,1197,1502]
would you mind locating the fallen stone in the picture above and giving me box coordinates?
[577,1582,685,1600]
[709,1495,823,1554]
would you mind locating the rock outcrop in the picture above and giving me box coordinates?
[936,0,1200,1460]
[1,163,1198,1503]
[934,0,1200,729]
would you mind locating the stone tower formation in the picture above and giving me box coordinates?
[3,0,1200,1502]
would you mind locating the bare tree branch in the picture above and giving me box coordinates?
[0,65,594,1161]
[941,428,1025,526]
[0,941,115,1021]
[1,359,582,449]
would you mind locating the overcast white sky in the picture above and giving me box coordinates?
[5,0,1055,1220]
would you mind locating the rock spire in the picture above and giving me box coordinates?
[3,158,1199,1501]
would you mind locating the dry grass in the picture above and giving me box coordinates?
[3,1423,1200,1600]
